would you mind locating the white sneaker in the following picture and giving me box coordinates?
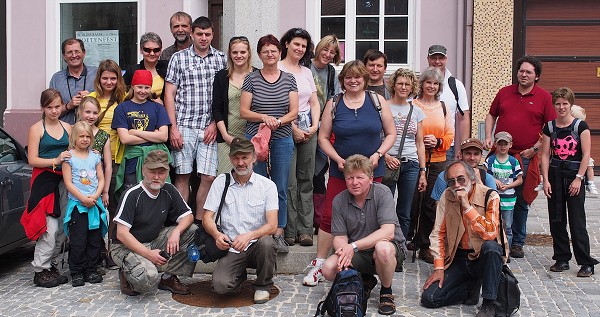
[254,289,270,304]
[587,182,599,195]
[303,259,325,286]
[534,181,544,192]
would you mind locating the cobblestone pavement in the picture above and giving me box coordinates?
[1,193,600,316]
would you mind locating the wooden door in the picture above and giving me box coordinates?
[209,0,224,51]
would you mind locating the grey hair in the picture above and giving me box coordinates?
[445,160,476,182]
[418,66,444,100]
[140,32,162,49]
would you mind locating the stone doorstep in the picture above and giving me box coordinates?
[194,243,317,274]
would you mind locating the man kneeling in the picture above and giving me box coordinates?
[321,154,406,315]
[421,161,507,317]
[203,138,278,304]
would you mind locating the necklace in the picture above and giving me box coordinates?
[344,95,363,103]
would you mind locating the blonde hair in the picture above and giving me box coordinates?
[387,68,420,97]
[69,121,95,149]
[570,104,586,120]
[314,35,341,65]
[77,96,101,125]
[343,154,373,178]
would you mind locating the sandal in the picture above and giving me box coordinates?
[378,293,396,315]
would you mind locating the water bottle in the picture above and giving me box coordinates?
[187,244,200,262]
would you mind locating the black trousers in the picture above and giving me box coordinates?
[68,207,102,274]
[547,167,598,266]
[410,161,445,248]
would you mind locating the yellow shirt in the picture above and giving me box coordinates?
[88,91,122,161]
[152,75,164,99]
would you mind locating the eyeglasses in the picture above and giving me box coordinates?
[260,49,279,56]
[229,36,249,43]
[142,47,161,54]
[447,175,468,187]
[65,50,82,57]
[395,82,411,87]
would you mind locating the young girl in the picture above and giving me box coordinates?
[63,121,108,287]
[21,88,71,288]
[570,104,598,195]
[111,69,170,194]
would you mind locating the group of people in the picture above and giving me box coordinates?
[19,10,598,317]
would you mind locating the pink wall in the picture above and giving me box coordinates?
[146,0,184,50]
[279,2,306,38]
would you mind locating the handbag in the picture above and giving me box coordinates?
[382,102,413,186]
[194,173,231,263]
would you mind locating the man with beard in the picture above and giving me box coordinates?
[421,161,506,317]
[160,12,193,62]
[110,150,196,296]
[202,137,278,304]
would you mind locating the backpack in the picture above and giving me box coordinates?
[331,90,382,121]
[314,268,366,317]
[547,118,582,161]
[448,76,465,116]
[485,154,518,180]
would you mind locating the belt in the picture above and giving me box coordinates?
[399,157,410,163]
[550,158,580,171]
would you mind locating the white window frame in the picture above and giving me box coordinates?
[306,0,420,75]
[45,0,144,84]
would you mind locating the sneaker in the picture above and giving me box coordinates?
[253,289,270,304]
[84,271,103,284]
[158,274,190,295]
[587,182,599,195]
[284,237,296,246]
[71,273,85,287]
[577,265,594,277]
[476,301,496,317]
[302,259,325,286]
[50,264,69,284]
[509,245,524,258]
[273,235,289,253]
[549,260,569,272]
[33,269,61,288]
[298,234,313,246]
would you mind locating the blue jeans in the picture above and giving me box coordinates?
[250,135,294,229]
[512,157,530,246]
[421,241,503,308]
[386,160,419,239]
[501,208,514,247]
[446,146,456,162]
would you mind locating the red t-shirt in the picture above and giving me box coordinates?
[489,84,556,150]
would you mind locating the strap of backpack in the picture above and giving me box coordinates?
[440,100,447,117]
[479,167,486,183]
[326,64,335,99]
[331,92,343,121]
[367,90,383,118]
[214,173,231,224]
[448,76,464,116]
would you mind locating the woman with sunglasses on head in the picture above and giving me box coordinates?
[123,32,168,104]
[278,28,320,247]
[212,36,255,175]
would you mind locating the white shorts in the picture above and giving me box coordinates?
[172,126,217,176]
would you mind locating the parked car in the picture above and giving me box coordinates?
[0,128,31,254]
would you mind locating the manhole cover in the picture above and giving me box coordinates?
[525,233,553,246]
[172,279,280,308]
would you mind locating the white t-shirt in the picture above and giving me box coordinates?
[387,102,426,161]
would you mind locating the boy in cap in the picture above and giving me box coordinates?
[485,131,523,247]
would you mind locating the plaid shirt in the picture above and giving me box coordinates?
[165,45,226,129]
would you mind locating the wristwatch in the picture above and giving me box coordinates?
[419,167,427,172]
[376,151,383,159]
[351,242,359,253]
[532,145,539,152]
[576,174,585,180]
[276,119,282,127]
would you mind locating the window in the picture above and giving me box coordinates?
[311,0,415,67]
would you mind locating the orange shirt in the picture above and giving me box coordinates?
[413,98,454,163]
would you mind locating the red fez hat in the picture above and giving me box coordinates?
[131,70,153,87]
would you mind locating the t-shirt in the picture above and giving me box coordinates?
[112,182,192,243]
[88,91,122,161]
[485,154,523,211]
[431,169,497,201]
[331,183,405,247]
[542,119,589,162]
[66,149,101,201]
[242,70,298,139]
[278,62,317,113]
[387,102,426,160]
[310,62,340,111]
[367,84,390,100]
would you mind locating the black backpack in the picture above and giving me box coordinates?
[314,268,366,317]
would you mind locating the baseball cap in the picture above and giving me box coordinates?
[144,150,169,169]
[495,131,513,143]
[428,44,447,56]
[460,138,484,151]
[229,137,255,156]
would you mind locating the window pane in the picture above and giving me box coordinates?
[385,0,408,15]
[322,0,345,15]
[339,41,346,63]
[384,17,408,39]
[385,41,407,64]
[321,17,345,40]
[356,0,380,15]
[356,17,379,39]
[356,41,379,60]
[60,2,137,69]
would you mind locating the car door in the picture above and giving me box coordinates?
[0,128,31,254]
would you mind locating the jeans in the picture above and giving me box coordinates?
[251,135,294,229]
[512,157,529,246]
[421,241,503,308]
[446,147,456,162]
[386,160,419,239]
[501,208,514,247]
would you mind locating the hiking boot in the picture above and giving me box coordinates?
[158,274,190,295]
[549,260,569,272]
[303,259,325,286]
[71,273,85,287]
[587,182,599,195]
[418,248,434,264]
[50,264,69,284]
[509,245,524,258]
[84,271,103,284]
[284,236,296,246]
[577,265,594,277]
[254,289,270,304]
[33,269,61,288]
[463,278,482,305]
[118,269,139,296]
[298,234,313,246]
[273,235,289,253]
[476,301,496,317]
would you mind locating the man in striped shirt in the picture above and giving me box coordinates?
[421,161,507,317]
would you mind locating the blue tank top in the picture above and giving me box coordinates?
[39,121,69,161]
[331,92,384,178]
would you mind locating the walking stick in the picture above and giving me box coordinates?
[412,148,433,263]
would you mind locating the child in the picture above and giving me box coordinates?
[485,131,523,247]
[111,69,171,195]
[570,105,598,195]
[62,121,108,287]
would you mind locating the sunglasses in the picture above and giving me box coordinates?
[229,36,249,43]
[293,28,308,37]
[142,47,161,54]
[447,175,468,187]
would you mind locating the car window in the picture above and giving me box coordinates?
[0,130,20,163]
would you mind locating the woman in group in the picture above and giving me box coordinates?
[123,32,168,103]
[212,36,254,175]
[240,34,299,253]
[309,34,341,234]
[302,60,396,286]
[279,28,320,247]
[382,68,427,239]
[409,67,454,263]
[21,88,72,287]
[541,87,598,277]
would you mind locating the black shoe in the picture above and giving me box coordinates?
[549,261,570,272]
[463,278,482,305]
[577,265,594,277]
[476,301,496,317]
[71,273,85,287]
[84,271,103,283]
[509,245,524,258]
